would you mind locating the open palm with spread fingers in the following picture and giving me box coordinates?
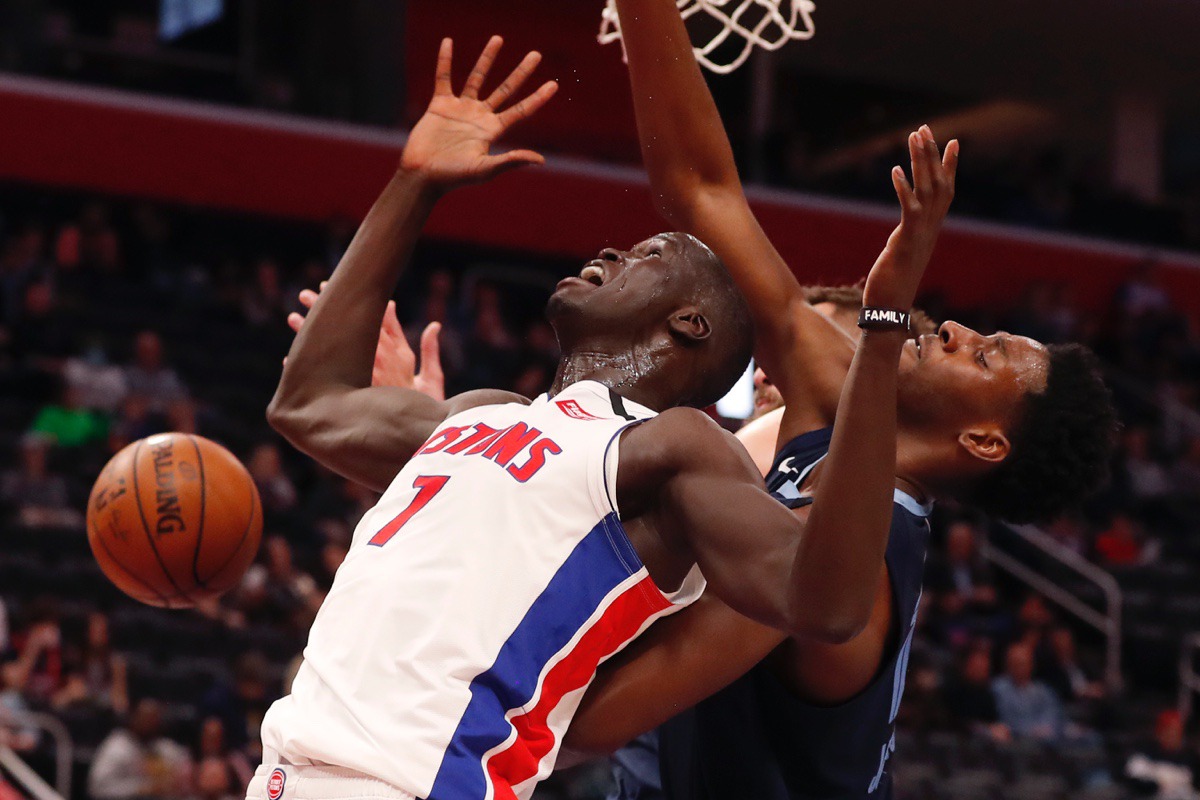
[863,125,959,310]
[400,36,558,189]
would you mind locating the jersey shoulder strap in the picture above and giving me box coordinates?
[765,427,833,508]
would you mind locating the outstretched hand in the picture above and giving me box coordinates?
[287,284,446,400]
[863,125,959,310]
[400,36,559,190]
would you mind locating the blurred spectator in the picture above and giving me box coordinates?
[167,398,199,435]
[0,653,40,752]
[29,382,108,447]
[124,331,189,414]
[6,599,64,705]
[247,443,298,517]
[63,346,129,413]
[88,699,191,800]
[1038,625,1105,705]
[991,642,1065,741]
[928,519,1000,615]
[944,646,1010,742]
[11,278,75,365]
[109,393,162,449]
[1124,710,1200,799]
[195,716,253,791]
[1045,514,1090,558]
[242,258,287,328]
[0,598,8,654]
[236,537,319,631]
[1123,427,1175,502]
[1116,262,1172,319]
[55,202,121,276]
[195,757,239,800]
[54,611,129,715]
[1094,514,1153,567]
[200,652,274,758]
[0,434,81,528]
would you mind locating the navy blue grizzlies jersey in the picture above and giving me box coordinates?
[609,428,932,800]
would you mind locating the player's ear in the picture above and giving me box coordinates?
[669,307,712,343]
[957,427,1011,464]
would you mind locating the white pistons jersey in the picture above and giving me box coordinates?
[260,381,705,800]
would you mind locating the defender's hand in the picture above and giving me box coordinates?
[400,36,558,190]
[863,125,958,310]
[288,285,446,399]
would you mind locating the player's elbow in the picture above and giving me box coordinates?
[266,389,317,442]
[787,603,869,645]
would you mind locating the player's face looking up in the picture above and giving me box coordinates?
[898,319,1049,469]
[546,231,753,409]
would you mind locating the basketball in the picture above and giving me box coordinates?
[86,433,263,609]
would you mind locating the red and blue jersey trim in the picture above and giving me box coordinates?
[427,512,669,800]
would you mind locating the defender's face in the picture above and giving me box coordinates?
[547,233,699,339]
[898,320,1049,430]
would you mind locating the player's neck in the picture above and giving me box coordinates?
[894,432,936,505]
[551,349,672,411]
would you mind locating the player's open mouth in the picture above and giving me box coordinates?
[915,337,922,359]
[579,263,605,286]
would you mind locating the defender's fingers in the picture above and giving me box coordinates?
[497,80,559,129]
[298,289,319,309]
[892,166,915,211]
[486,50,543,110]
[287,312,305,333]
[435,38,454,97]
[943,139,960,183]
[419,322,444,376]
[381,300,404,338]
[484,149,546,177]
[463,35,504,99]
[911,128,936,192]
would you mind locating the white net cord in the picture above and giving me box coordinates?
[599,0,816,75]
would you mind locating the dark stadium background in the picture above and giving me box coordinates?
[2,1,1200,799]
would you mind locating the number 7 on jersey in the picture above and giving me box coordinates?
[369,475,450,547]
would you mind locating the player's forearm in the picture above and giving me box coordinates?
[269,170,438,420]
[568,596,784,753]
[789,331,905,642]
[615,0,740,216]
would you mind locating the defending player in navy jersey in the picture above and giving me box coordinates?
[550,1,1120,798]
[259,36,946,800]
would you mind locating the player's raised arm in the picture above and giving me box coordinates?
[612,0,849,421]
[268,37,557,492]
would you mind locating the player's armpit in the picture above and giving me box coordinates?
[566,593,784,754]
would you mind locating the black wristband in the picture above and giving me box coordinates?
[857,307,911,332]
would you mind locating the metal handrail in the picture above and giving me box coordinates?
[1178,632,1200,720]
[980,523,1123,691]
[0,709,73,799]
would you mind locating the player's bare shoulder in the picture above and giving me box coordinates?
[444,389,531,416]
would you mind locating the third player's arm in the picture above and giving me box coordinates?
[613,0,852,417]
[566,593,785,753]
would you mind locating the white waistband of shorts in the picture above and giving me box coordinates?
[249,758,417,800]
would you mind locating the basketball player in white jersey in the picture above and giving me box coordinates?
[255,36,929,800]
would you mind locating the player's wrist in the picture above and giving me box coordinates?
[393,165,453,198]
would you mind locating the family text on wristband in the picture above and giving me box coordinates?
[857,307,911,332]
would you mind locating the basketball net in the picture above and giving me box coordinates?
[598,0,816,75]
